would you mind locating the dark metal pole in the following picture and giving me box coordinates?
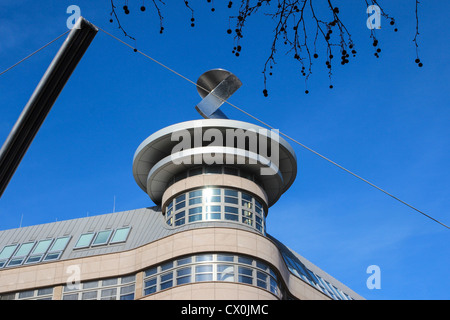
[0,17,98,198]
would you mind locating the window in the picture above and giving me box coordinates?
[0,244,18,267]
[5,287,54,300]
[224,206,239,221]
[205,205,221,220]
[176,267,192,285]
[195,265,213,282]
[217,265,234,282]
[26,239,53,264]
[7,242,35,266]
[92,230,112,246]
[257,271,268,289]
[164,187,266,234]
[160,272,173,290]
[238,266,253,284]
[110,227,131,244]
[142,253,282,299]
[174,211,185,226]
[43,236,70,261]
[74,233,95,249]
[144,277,157,295]
[62,275,136,300]
[188,207,202,222]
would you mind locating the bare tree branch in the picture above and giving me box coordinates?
[108,0,421,95]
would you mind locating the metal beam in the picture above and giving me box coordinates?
[0,17,98,198]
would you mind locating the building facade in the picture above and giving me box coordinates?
[0,71,363,301]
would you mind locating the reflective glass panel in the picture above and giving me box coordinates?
[92,231,112,246]
[74,233,95,248]
[49,237,70,252]
[110,227,130,244]
[14,242,34,257]
[0,245,18,260]
[31,239,52,255]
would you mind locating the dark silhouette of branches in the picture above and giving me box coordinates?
[109,0,422,95]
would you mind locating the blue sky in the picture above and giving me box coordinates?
[0,1,448,300]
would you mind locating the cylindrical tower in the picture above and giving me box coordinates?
[132,119,297,235]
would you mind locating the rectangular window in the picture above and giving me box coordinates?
[43,252,61,261]
[110,227,131,244]
[188,207,202,222]
[120,284,135,296]
[177,256,192,266]
[176,267,192,285]
[49,236,70,252]
[196,254,213,262]
[160,261,173,271]
[189,190,202,198]
[242,193,252,202]
[224,189,238,197]
[242,200,253,209]
[145,267,157,277]
[217,264,234,282]
[224,196,238,204]
[83,281,99,290]
[224,206,239,221]
[7,258,25,266]
[81,291,98,300]
[238,266,253,284]
[18,290,34,299]
[102,278,118,286]
[144,277,157,295]
[160,272,173,290]
[174,217,185,226]
[175,201,186,210]
[62,293,78,300]
[0,244,18,260]
[270,278,278,295]
[92,230,112,246]
[242,210,253,226]
[175,194,186,203]
[101,288,117,300]
[238,256,253,265]
[195,264,213,282]
[74,233,95,249]
[121,275,136,284]
[14,242,35,257]
[37,287,53,296]
[175,211,185,220]
[217,254,234,262]
[31,239,52,255]
[189,197,202,205]
[205,205,221,220]
[256,271,268,289]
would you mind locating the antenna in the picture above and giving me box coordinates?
[19,213,23,228]
[113,195,116,213]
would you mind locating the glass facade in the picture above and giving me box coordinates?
[0,287,53,300]
[0,236,71,268]
[164,187,266,234]
[268,235,354,300]
[143,253,282,298]
[62,275,136,300]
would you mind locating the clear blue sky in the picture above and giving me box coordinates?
[0,1,448,300]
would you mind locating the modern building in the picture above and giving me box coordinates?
[0,70,363,301]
